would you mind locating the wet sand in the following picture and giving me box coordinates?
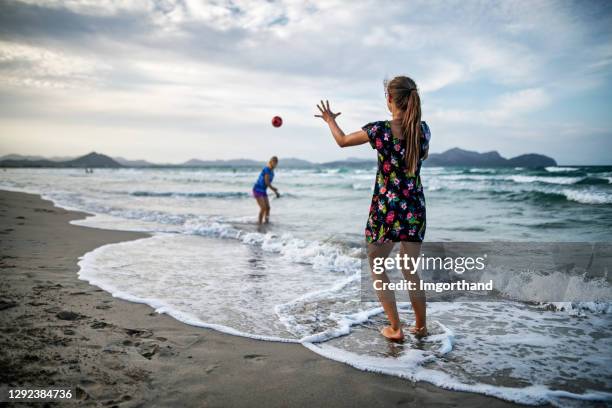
[0,190,522,407]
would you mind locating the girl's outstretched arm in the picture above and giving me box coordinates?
[315,100,369,148]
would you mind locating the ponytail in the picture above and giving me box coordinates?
[386,77,422,174]
[401,90,421,174]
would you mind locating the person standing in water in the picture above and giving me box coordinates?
[253,156,280,225]
[315,76,430,341]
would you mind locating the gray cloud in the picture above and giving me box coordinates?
[0,0,611,164]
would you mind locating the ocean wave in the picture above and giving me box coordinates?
[481,267,612,304]
[352,183,372,190]
[575,177,611,185]
[427,177,612,205]
[438,174,494,181]
[520,220,568,229]
[510,189,612,205]
[128,190,302,199]
[434,173,609,186]
[467,168,499,174]
[561,189,612,204]
[508,175,610,185]
[240,231,361,274]
[546,166,579,173]
[179,217,362,275]
[130,191,250,198]
[508,175,585,185]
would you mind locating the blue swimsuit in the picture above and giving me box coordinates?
[253,166,274,196]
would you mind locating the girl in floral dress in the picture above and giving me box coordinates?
[315,76,430,341]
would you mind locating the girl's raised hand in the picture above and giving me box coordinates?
[315,100,341,123]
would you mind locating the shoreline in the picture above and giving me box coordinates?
[0,190,522,407]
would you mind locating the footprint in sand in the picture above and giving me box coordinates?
[90,320,112,329]
[123,328,154,338]
[0,299,18,310]
[56,310,85,321]
[33,208,55,213]
[137,342,159,359]
[243,354,267,363]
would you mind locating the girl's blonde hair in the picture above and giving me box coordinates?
[385,76,422,174]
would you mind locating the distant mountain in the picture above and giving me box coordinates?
[180,157,315,168]
[507,154,557,168]
[0,154,73,162]
[182,158,263,167]
[427,148,505,167]
[321,159,376,168]
[426,148,556,167]
[280,157,316,168]
[346,157,374,163]
[0,154,47,162]
[0,158,57,167]
[0,152,122,168]
[63,152,121,168]
[113,156,156,167]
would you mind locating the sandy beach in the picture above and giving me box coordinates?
[0,190,525,407]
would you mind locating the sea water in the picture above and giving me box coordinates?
[2,165,611,406]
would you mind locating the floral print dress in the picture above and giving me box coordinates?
[362,120,431,243]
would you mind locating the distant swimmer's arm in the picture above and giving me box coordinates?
[315,100,368,148]
[265,173,280,198]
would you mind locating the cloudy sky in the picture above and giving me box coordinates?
[0,0,611,164]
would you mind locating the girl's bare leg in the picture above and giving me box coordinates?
[367,242,404,341]
[255,197,266,225]
[263,197,271,223]
[399,242,427,336]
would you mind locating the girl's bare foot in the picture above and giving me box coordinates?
[408,325,428,338]
[380,326,405,342]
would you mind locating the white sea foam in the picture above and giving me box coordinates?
[76,235,612,407]
[77,234,346,341]
[351,183,372,190]
[302,343,610,406]
[130,190,250,198]
[508,175,584,185]
[440,174,585,185]
[542,301,612,315]
[468,168,498,173]
[546,166,579,173]
[304,305,611,407]
[562,189,612,204]
[481,268,612,304]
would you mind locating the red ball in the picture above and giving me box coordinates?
[272,116,283,127]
